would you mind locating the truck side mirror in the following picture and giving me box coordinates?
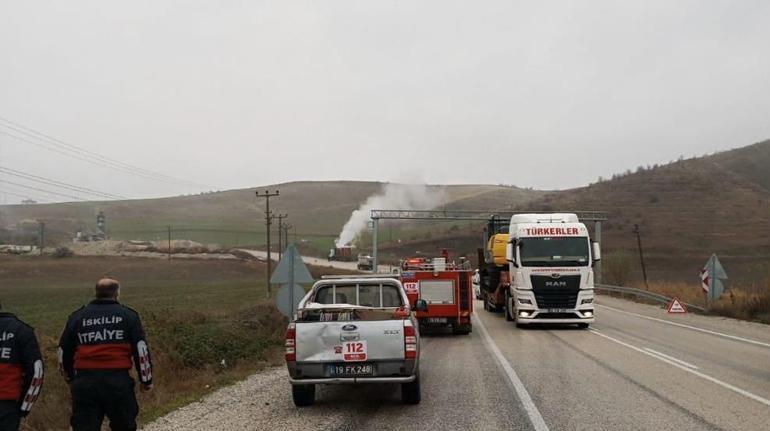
[414,299,428,312]
[592,242,601,265]
[506,242,518,267]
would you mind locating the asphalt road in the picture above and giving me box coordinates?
[145,293,770,431]
[474,296,770,430]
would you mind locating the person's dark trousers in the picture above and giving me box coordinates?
[70,370,139,431]
[0,401,20,431]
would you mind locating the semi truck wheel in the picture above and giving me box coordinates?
[504,290,514,322]
[292,384,316,407]
[491,301,501,313]
[402,375,421,404]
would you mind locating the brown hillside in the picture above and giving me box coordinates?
[0,181,542,248]
[385,142,770,282]
[527,159,770,255]
[707,139,770,191]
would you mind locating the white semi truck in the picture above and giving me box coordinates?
[480,213,600,328]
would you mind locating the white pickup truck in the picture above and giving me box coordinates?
[285,277,427,406]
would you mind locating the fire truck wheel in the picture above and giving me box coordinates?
[402,375,421,404]
[452,324,471,335]
[292,384,316,407]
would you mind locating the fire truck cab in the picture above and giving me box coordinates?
[398,254,474,335]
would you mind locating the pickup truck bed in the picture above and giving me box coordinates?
[285,278,422,406]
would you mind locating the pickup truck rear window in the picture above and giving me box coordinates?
[313,284,403,307]
[296,308,399,322]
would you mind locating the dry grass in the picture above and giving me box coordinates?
[709,281,770,323]
[631,279,770,324]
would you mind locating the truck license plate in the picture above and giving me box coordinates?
[329,363,373,376]
[426,317,447,324]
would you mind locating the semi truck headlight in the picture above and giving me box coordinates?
[581,298,594,304]
[518,298,532,305]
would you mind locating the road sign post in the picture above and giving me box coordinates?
[271,244,314,318]
[701,254,728,305]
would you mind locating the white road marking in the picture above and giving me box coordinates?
[597,304,770,349]
[589,329,770,407]
[473,314,549,431]
[643,348,699,370]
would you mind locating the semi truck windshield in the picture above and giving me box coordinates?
[519,237,590,267]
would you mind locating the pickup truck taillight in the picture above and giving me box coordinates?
[285,323,296,362]
[404,320,417,359]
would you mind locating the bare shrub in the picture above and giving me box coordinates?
[52,246,74,258]
[603,252,634,286]
[710,279,770,323]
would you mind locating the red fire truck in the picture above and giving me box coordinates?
[399,254,473,335]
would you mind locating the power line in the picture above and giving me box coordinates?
[0,130,174,185]
[0,188,50,203]
[0,118,206,187]
[0,117,212,189]
[0,180,54,203]
[0,178,86,201]
[0,166,125,199]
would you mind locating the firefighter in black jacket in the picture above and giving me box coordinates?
[0,302,44,431]
[59,278,153,431]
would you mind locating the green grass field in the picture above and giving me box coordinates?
[0,254,350,430]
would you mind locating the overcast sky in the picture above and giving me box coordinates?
[1,0,769,203]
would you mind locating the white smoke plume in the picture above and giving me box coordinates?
[335,183,446,247]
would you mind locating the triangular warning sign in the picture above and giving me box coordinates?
[667,297,687,314]
[270,245,314,285]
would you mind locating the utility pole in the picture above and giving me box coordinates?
[283,223,293,251]
[256,190,279,298]
[632,224,649,289]
[276,214,287,261]
[38,221,45,256]
[167,225,172,260]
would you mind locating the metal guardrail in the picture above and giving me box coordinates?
[595,284,708,313]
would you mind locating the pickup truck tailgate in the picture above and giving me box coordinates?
[296,320,404,362]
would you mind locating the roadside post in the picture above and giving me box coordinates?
[256,189,279,298]
[701,254,728,306]
[272,244,314,318]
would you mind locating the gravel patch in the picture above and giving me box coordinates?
[142,368,352,431]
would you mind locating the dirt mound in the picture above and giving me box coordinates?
[152,239,206,253]
[70,240,123,255]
